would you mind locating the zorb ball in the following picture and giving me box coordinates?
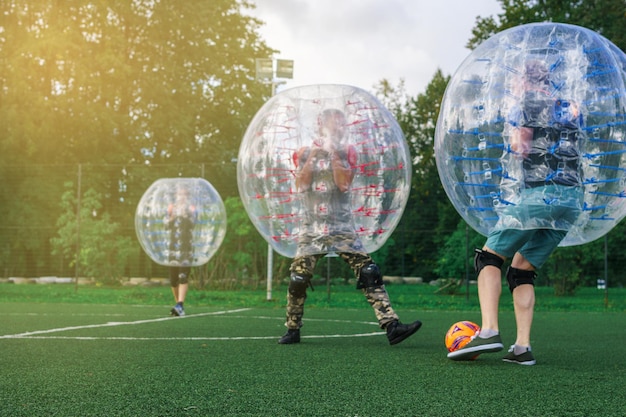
[237,84,411,257]
[435,22,626,246]
[135,178,227,266]
[445,321,480,353]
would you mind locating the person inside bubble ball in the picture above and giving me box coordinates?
[448,60,584,365]
[278,108,422,345]
[165,186,198,316]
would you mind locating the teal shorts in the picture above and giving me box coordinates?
[486,185,582,268]
[485,228,567,269]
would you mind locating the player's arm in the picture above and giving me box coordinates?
[331,145,357,193]
[293,147,315,192]
[164,203,174,225]
[509,126,533,158]
[507,105,533,158]
[188,205,198,221]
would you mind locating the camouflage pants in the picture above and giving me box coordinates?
[285,252,399,330]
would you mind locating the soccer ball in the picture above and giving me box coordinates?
[445,321,480,352]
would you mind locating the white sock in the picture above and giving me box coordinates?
[514,345,531,355]
[479,328,498,339]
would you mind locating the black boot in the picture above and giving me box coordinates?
[278,329,301,344]
[386,320,422,345]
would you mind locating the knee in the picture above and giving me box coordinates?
[170,267,190,287]
[511,253,534,270]
[178,271,189,285]
[506,266,536,294]
[474,248,504,275]
[356,263,383,289]
[288,273,311,298]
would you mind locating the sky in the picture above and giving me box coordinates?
[247,0,503,97]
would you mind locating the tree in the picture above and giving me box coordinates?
[468,0,626,51]
[0,0,275,278]
[0,0,274,169]
[435,221,484,281]
[375,71,459,280]
[197,196,273,289]
[51,185,134,281]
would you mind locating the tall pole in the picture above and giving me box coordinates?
[604,235,608,308]
[266,79,277,302]
[74,164,82,293]
[256,58,294,301]
[327,255,331,302]
[465,222,470,301]
[267,243,273,301]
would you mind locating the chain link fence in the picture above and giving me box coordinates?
[0,162,280,289]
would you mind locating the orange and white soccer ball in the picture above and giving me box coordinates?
[445,321,480,352]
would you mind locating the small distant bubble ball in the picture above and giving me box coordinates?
[135,178,227,267]
[435,22,626,246]
[237,84,411,257]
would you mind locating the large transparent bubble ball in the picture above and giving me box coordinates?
[135,178,227,266]
[237,84,411,257]
[435,22,626,246]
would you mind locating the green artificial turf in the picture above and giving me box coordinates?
[0,283,624,416]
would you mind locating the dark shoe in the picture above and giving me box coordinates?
[502,345,536,365]
[386,320,422,345]
[447,334,503,360]
[278,329,300,344]
[170,304,185,317]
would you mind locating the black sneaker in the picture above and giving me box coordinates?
[502,345,536,365]
[170,304,185,317]
[278,329,300,344]
[447,334,503,360]
[386,320,422,345]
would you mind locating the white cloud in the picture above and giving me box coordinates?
[248,0,502,95]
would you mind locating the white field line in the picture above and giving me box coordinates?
[5,313,126,317]
[0,308,251,339]
[6,333,385,341]
[1,309,385,341]
[228,315,379,326]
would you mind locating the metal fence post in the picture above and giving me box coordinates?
[74,164,82,292]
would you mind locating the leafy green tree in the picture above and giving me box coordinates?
[1,0,273,168]
[0,0,274,277]
[197,196,269,289]
[435,221,484,280]
[0,164,79,277]
[468,0,626,51]
[375,71,459,280]
[51,185,134,282]
[543,222,626,290]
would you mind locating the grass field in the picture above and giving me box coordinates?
[1,283,624,416]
